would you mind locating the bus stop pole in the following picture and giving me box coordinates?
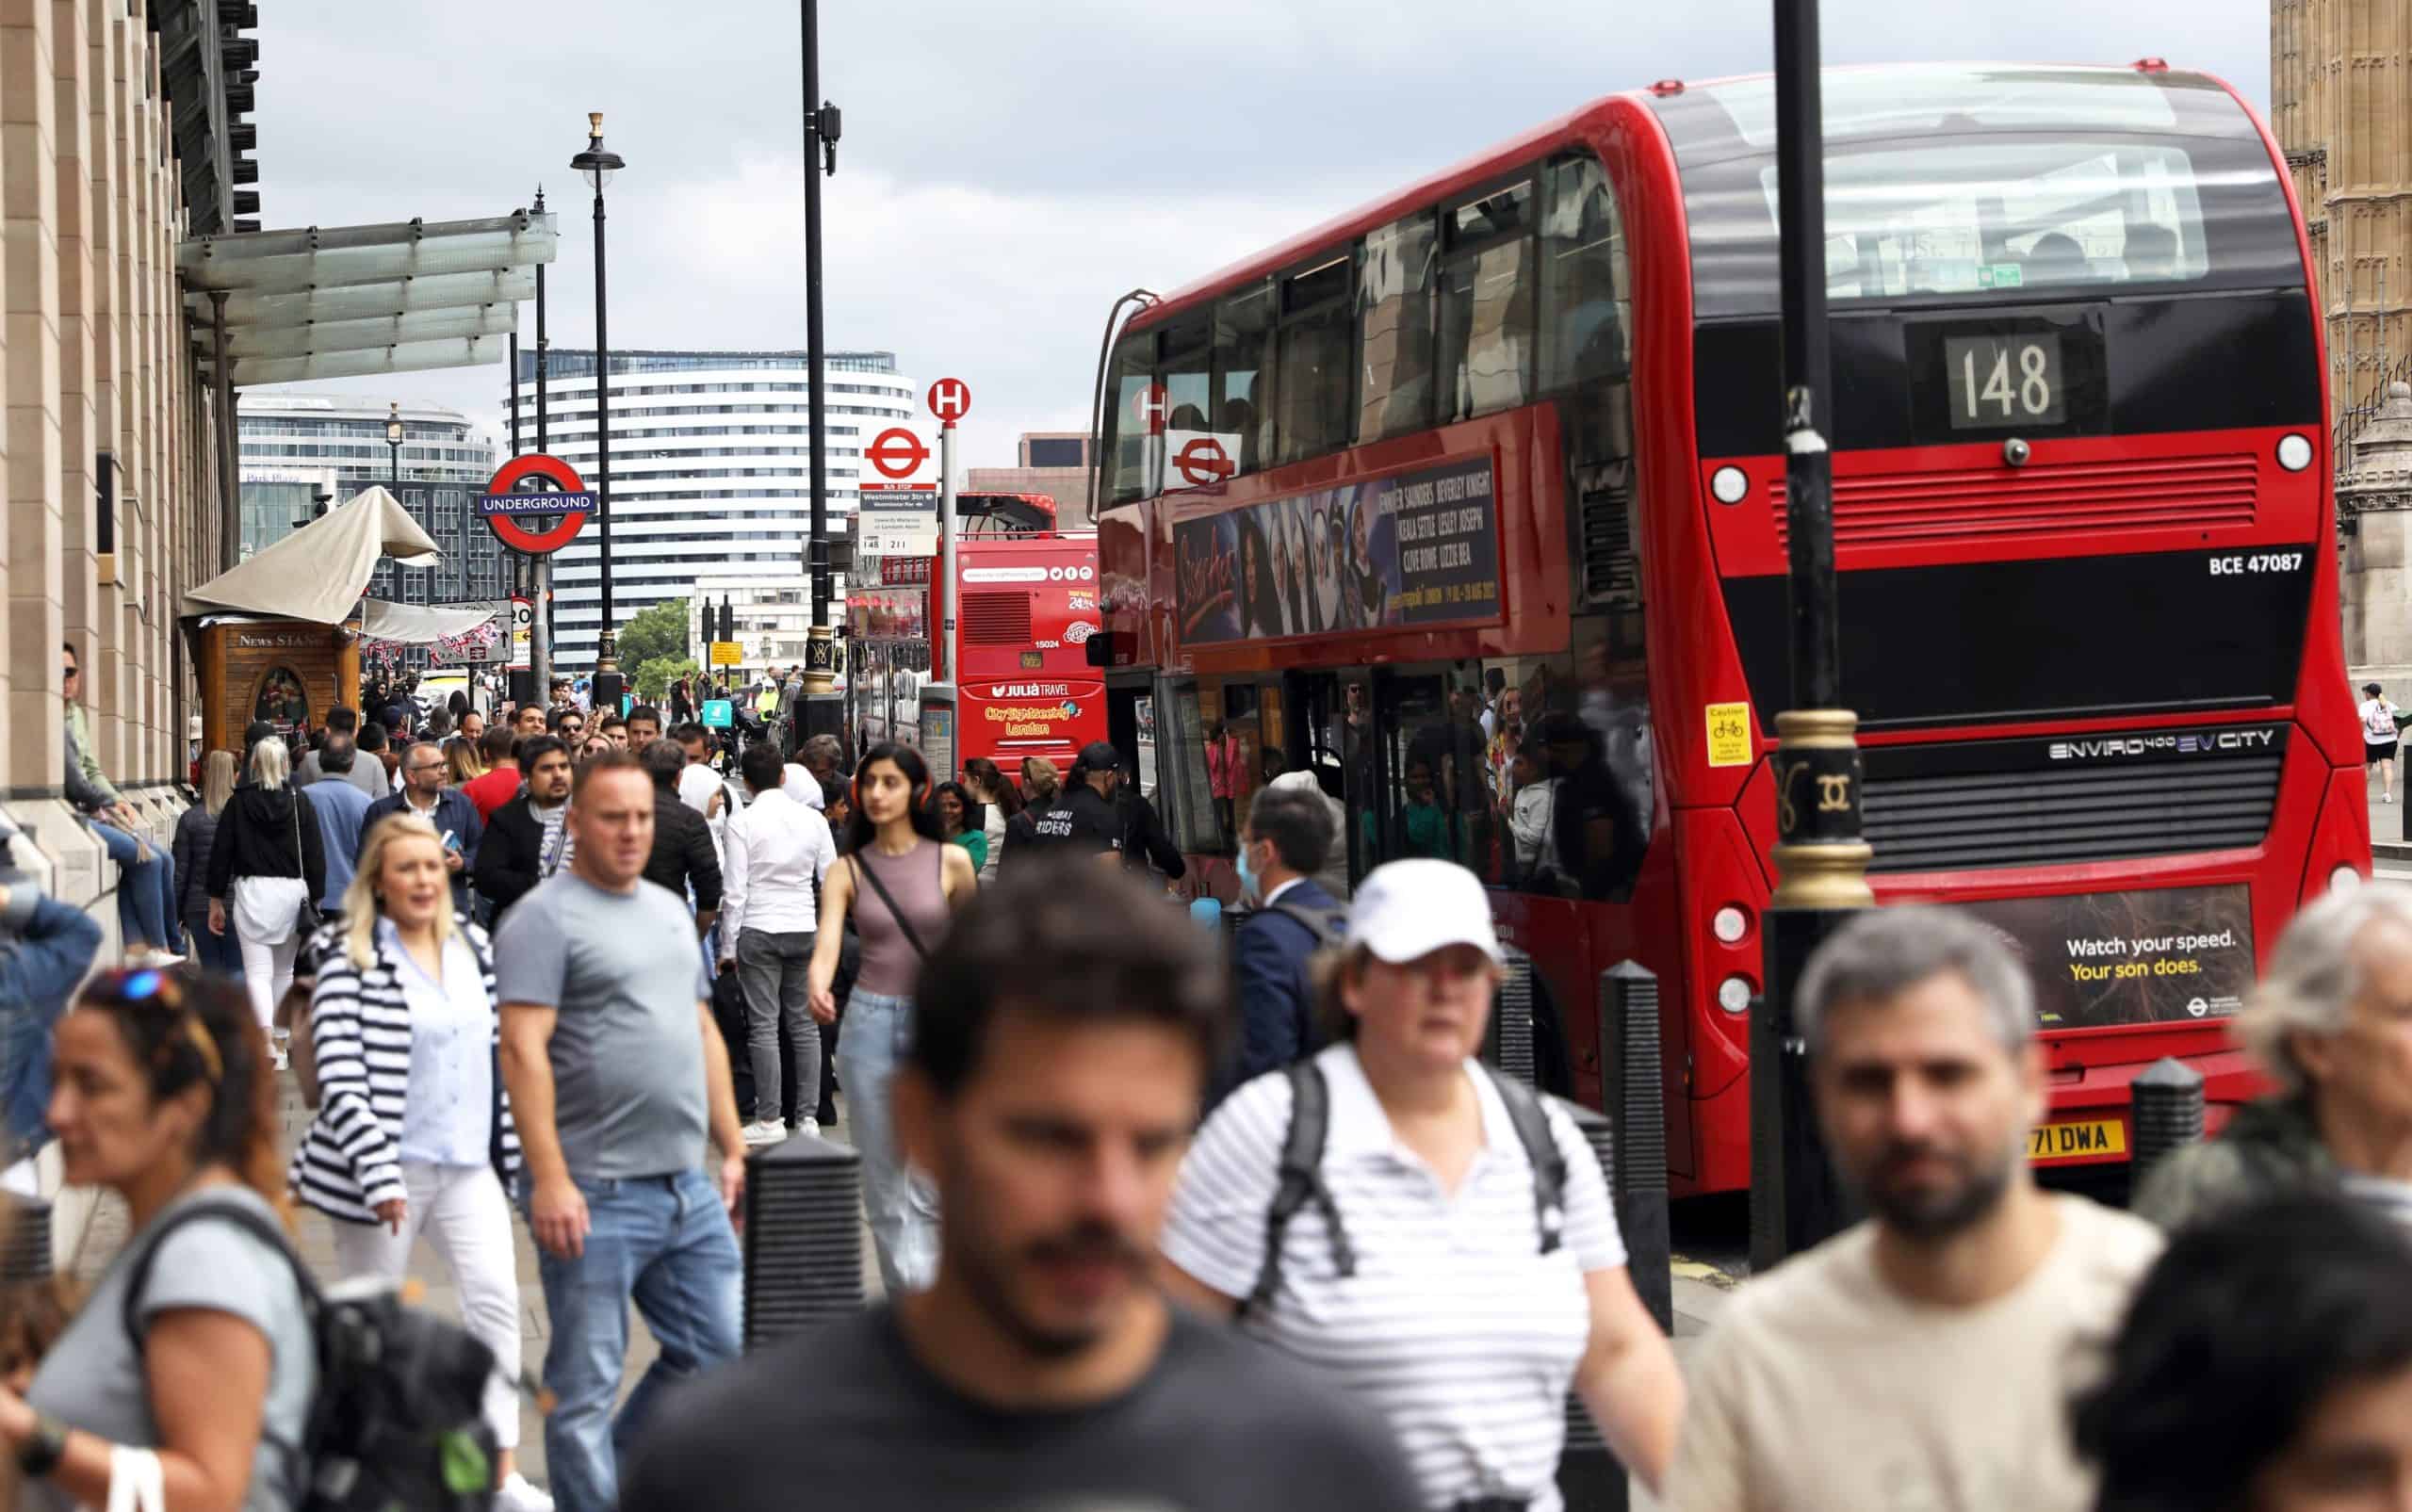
[940,420,959,688]
[1751,0,1875,1272]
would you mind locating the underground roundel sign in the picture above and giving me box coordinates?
[477,453,598,554]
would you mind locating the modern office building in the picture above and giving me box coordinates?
[967,431,1095,526]
[236,398,505,663]
[513,349,925,671]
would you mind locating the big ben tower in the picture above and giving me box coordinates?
[2275,0,2412,433]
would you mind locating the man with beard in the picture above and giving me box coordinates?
[1664,906,2162,1512]
[619,861,1419,1512]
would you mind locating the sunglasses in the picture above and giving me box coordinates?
[87,967,223,1084]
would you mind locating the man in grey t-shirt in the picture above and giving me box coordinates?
[497,751,747,1512]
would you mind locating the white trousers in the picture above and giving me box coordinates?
[236,932,299,1037]
[328,1162,525,1451]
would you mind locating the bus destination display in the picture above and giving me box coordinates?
[1173,454,1501,645]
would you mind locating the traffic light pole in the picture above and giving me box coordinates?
[1750,0,1874,1272]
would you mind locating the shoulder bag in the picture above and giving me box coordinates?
[848,851,934,962]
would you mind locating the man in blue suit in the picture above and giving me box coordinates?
[1226,785,1345,1097]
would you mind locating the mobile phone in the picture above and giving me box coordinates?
[442,829,462,854]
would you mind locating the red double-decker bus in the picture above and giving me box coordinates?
[849,530,1106,779]
[1093,62,2368,1196]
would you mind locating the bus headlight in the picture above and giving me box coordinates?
[1710,465,1750,505]
[2276,433,2314,472]
[1712,905,1751,944]
[1717,975,1755,1015]
[2332,864,2363,892]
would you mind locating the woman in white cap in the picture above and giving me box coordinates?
[1160,858,1684,1509]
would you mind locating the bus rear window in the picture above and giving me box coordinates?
[1655,67,2305,317]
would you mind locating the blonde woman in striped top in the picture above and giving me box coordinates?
[289,813,547,1512]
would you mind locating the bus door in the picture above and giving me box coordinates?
[1279,668,1371,889]
[1366,666,1493,878]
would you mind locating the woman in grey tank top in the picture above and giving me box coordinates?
[807,741,976,1294]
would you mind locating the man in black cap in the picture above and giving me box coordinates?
[1025,741,1125,866]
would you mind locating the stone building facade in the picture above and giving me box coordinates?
[2,0,247,922]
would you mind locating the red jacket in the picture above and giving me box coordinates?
[461,763,523,822]
[1206,735,1243,800]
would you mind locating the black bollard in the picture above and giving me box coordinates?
[742,1133,865,1349]
[1483,946,1539,1088]
[2129,1056,2206,1190]
[1598,962,1673,1335]
[1558,1101,1630,1512]
[0,1193,52,1283]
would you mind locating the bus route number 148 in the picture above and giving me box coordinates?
[1945,333,2067,431]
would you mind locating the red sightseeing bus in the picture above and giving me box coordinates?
[849,530,1106,779]
[1092,62,2369,1196]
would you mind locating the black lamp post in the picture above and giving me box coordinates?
[571,111,626,703]
[799,0,843,732]
[384,401,404,494]
[1750,0,1874,1271]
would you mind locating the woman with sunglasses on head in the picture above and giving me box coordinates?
[288,814,546,1511]
[0,969,314,1512]
[1162,859,1686,1509]
[807,741,975,1294]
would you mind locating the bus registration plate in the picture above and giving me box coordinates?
[2028,1118,2127,1162]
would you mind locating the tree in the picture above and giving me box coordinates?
[616,596,689,671]
[634,655,700,704]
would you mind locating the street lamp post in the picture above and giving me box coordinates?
[571,113,626,708]
[384,401,404,495]
[798,0,844,730]
[1750,0,1874,1271]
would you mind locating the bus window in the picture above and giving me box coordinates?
[1487,626,1652,902]
[1214,282,1276,474]
[1161,311,1213,439]
[1368,672,1492,872]
[1440,179,1537,423]
[1540,154,1628,391]
[1105,327,1157,504]
[1275,252,1355,465]
[1358,213,1438,443]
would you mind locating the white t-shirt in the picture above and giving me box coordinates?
[1664,1194,2162,1512]
[2363,697,2400,743]
[1163,1044,1625,1512]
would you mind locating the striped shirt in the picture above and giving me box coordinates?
[289,918,521,1224]
[1162,1044,1625,1512]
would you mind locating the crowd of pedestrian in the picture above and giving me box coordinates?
[11,684,2412,1512]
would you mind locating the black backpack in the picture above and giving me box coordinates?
[1237,1059,1568,1320]
[122,1197,501,1512]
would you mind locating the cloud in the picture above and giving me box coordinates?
[260,0,2275,480]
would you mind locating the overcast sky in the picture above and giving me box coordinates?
[264,1,2272,468]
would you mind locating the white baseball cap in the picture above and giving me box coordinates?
[1346,860,1505,967]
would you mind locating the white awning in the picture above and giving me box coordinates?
[181,485,440,623]
[180,210,556,385]
[357,599,504,644]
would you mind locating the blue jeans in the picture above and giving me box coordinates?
[89,821,174,951]
[0,896,104,1152]
[528,1167,742,1512]
[835,989,940,1295]
[184,914,244,978]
